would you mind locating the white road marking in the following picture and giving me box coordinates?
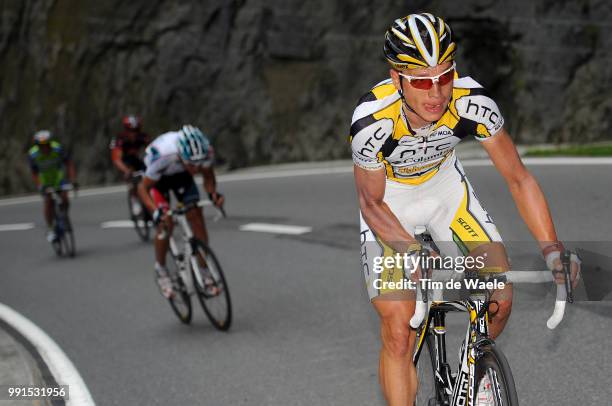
[219,166,352,182]
[0,303,96,406]
[0,223,35,231]
[100,220,138,228]
[2,158,612,207]
[239,223,312,235]
[462,157,612,167]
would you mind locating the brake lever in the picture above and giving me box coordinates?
[561,250,573,303]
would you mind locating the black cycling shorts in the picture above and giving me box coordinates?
[153,171,200,205]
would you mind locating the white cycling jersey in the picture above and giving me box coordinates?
[143,131,214,181]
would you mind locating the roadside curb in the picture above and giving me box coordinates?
[0,319,57,405]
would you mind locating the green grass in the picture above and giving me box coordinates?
[525,144,612,157]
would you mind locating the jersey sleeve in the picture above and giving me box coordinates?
[56,144,70,162]
[454,83,505,141]
[143,145,165,181]
[349,92,395,171]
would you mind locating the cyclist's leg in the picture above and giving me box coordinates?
[172,172,208,245]
[372,297,418,406]
[124,155,145,195]
[43,196,54,230]
[428,158,513,338]
[58,179,70,213]
[360,181,423,405]
[150,182,173,267]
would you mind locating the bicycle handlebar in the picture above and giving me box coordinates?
[43,184,74,194]
[165,200,208,216]
[409,255,575,330]
[165,200,226,219]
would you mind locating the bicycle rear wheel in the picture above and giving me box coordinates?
[128,193,150,242]
[415,332,447,406]
[191,240,232,330]
[474,344,519,406]
[166,256,192,324]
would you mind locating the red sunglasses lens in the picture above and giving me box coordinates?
[409,78,433,90]
[438,69,454,86]
[407,68,455,90]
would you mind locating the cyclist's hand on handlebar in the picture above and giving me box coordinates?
[153,207,169,226]
[123,170,133,181]
[208,192,224,208]
[543,244,581,288]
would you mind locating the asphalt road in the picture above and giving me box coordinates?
[0,161,611,405]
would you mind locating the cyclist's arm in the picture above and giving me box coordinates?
[110,147,131,175]
[200,166,217,196]
[354,165,420,253]
[481,128,559,250]
[138,176,159,213]
[27,155,42,189]
[201,166,224,207]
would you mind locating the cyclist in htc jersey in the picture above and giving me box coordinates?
[350,14,581,405]
[27,130,77,242]
[138,125,224,298]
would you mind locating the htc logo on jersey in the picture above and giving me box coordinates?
[456,95,503,132]
[466,99,499,126]
[353,118,394,159]
[398,142,452,159]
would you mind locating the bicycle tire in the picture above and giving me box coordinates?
[54,209,75,258]
[166,256,192,324]
[474,344,519,406]
[128,193,150,242]
[62,214,76,258]
[190,240,232,330]
[51,235,63,256]
[415,332,447,406]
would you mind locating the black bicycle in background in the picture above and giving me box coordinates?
[44,184,76,258]
[127,170,152,241]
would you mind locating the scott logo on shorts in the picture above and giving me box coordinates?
[457,218,479,237]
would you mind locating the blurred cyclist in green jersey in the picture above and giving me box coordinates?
[27,130,78,242]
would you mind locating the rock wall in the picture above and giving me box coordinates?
[1,0,611,194]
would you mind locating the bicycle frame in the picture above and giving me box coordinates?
[413,295,493,406]
[44,186,71,237]
[163,202,208,296]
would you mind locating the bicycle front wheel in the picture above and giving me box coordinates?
[415,333,446,406]
[191,240,232,331]
[474,344,519,406]
[57,213,76,258]
[166,256,192,324]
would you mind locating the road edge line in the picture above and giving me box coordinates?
[0,303,95,406]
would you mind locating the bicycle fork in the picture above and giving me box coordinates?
[451,300,489,406]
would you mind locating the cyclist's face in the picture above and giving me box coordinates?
[39,144,52,155]
[391,61,454,126]
[183,161,201,175]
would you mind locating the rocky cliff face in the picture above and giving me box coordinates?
[1,0,611,194]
